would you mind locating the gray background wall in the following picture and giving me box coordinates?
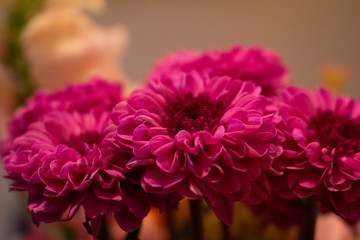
[100,0,360,97]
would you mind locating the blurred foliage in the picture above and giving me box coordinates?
[231,203,298,240]
[4,0,45,105]
[162,200,297,240]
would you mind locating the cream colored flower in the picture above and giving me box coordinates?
[21,8,128,91]
[45,0,106,14]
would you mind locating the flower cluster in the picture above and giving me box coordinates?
[2,79,166,236]
[2,45,360,238]
[147,46,288,96]
[275,87,360,223]
[110,72,283,224]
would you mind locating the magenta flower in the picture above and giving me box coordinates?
[1,80,154,236]
[277,86,360,222]
[110,72,283,224]
[9,79,122,139]
[1,79,122,156]
[147,46,288,96]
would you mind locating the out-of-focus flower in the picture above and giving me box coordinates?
[110,72,283,225]
[316,213,354,240]
[137,208,169,240]
[1,80,137,238]
[21,8,128,91]
[147,46,288,96]
[321,65,349,95]
[276,86,360,223]
[45,0,106,14]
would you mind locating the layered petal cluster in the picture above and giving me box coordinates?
[1,80,151,236]
[277,86,360,222]
[7,79,121,141]
[147,46,288,96]
[110,72,283,224]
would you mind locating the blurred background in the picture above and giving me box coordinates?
[0,0,359,239]
[100,0,360,96]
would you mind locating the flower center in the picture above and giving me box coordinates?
[69,131,104,154]
[62,113,109,155]
[163,93,223,136]
[309,110,360,157]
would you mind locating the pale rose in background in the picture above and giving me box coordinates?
[21,8,128,92]
[45,0,106,14]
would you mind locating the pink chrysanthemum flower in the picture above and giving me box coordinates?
[1,80,154,236]
[110,72,283,224]
[9,79,121,139]
[147,46,288,96]
[277,86,360,222]
[1,79,122,156]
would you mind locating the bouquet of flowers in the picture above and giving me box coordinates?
[1,1,358,240]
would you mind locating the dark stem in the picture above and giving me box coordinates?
[298,197,318,240]
[189,199,204,240]
[166,211,177,240]
[221,222,230,240]
[125,228,141,240]
[83,216,92,236]
[97,215,111,240]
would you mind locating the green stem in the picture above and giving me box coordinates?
[298,197,318,240]
[189,200,204,240]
